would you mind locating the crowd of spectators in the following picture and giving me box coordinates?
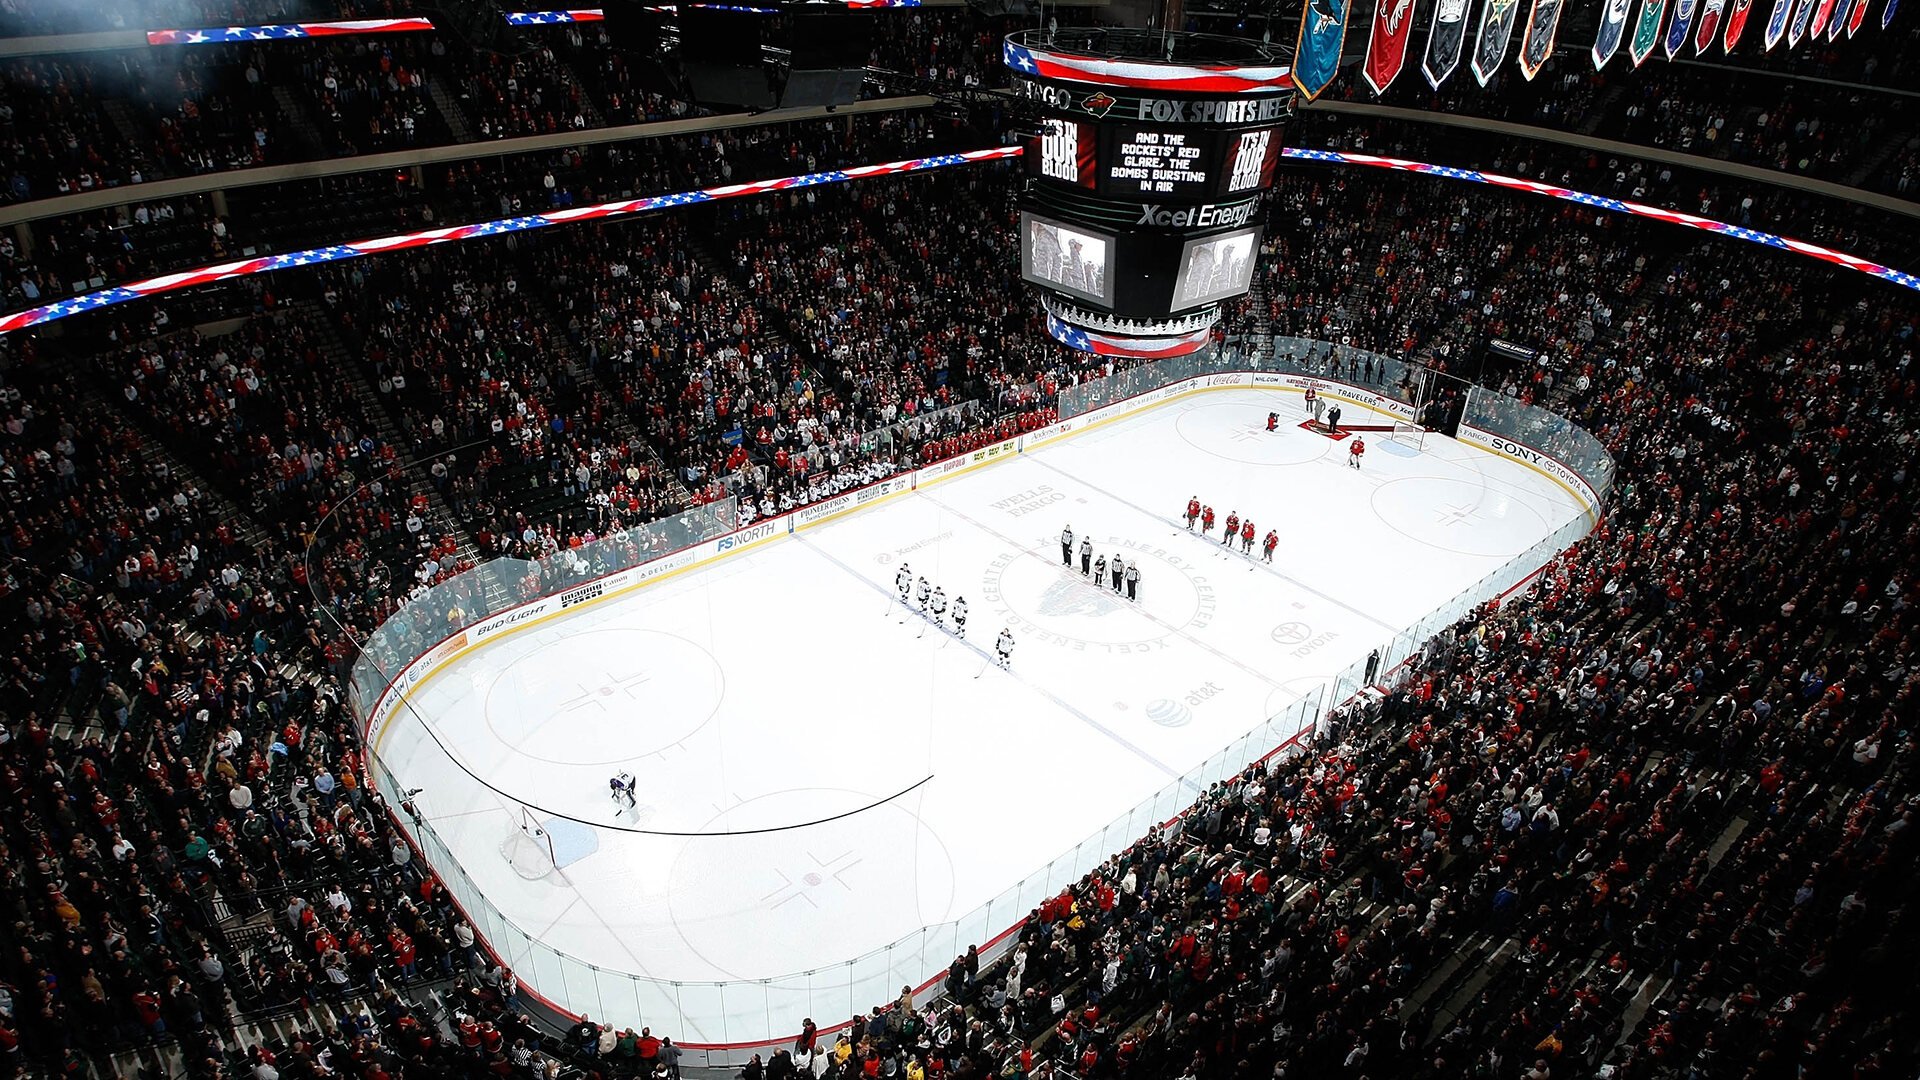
[2,48,1920,1080]
[1326,45,1918,199]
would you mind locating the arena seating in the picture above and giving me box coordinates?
[0,28,1917,1080]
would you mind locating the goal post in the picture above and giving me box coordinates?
[1388,419,1428,450]
[500,803,557,880]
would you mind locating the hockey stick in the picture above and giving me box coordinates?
[916,617,929,640]
[973,657,991,679]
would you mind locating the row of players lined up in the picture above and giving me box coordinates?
[1056,526,1145,600]
[1181,499,1283,560]
[893,563,1017,669]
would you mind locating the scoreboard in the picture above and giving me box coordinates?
[1004,28,1292,343]
[1033,120,1282,200]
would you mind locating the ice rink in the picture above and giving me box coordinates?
[377,388,1591,1041]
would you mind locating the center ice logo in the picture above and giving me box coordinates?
[1036,575,1129,618]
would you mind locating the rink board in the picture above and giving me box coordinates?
[370,372,1595,1048]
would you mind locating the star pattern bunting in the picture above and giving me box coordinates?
[1046,315,1213,359]
[1279,149,1920,293]
[147,18,435,44]
[0,148,1019,336]
[8,143,1918,336]
[1002,41,1292,92]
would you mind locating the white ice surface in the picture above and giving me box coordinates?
[379,389,1588,1042]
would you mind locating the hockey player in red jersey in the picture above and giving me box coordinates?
[1240,520,1255,554]
[1222,511,1239,545]
[1201,505,1216,536]
[1348,437,1366,469]
[1262,529,1279,563]
[1266,411,1278,432]
[1185,496,1201,530]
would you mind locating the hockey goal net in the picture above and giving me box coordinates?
[1387,420,1428,450]
[499,804,557,880]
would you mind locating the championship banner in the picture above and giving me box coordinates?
[1722,0,1755,46]
[1362,0,1420,95]
[1692,0,1725,48]
[1664,0,1698,56]
[1471,0,1523,85]
[1787,0,1816,42]
[1423,0,1472,86]
[1518,0,1567,78]
[1762,0,1792,43]
[1593,0,1633,67]
[1885,0,1899,30]
[1630,0,1668,62]
[1808,0,1837,38]
[1825,0,1848,34]
[1294,0,1354,101]
[1845,0,1869,34]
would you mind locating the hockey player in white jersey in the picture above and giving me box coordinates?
[896,563,913,601]
[952,596,969,638]
[930,586,948,628]
[609,771,637,808]
[916,576,931,611]
[995,628,1015,669]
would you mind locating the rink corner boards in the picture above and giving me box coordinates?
[362,369,1601,756]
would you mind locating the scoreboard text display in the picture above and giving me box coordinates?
[1032,120,1280,200]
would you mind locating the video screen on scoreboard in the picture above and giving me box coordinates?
[1020,211,1113,306]
[1093,125,1281,199]
[1171,227,1261,310]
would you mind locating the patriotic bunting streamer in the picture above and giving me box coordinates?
[146,3,920,40]
[1762,0,1792,44]
[1629,0,1668,63]
[1693,0,1725,49]
[1722,0,1754,47]
[1278,149,1920,293]
[1293,0,1355,101]
[1518,0,1567,78]
[1664,0,1698,56]
[1362,0,1420,94]
[146,18,433,44]
[1471,0,1524,85]
[1593,0,1633,68]
[504,10,609,23]
[1422,0,1473,87]
[0,148,1020,337]
[1046,315,1212,359]
[1787,0,1816,41]
[11,144,1920,340]
[1002,40,1293,94]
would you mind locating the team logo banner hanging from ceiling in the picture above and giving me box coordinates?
[1758,0,1789,42]
[1293,0,1353,101]
[1787,0,1816,41]
[1363,0,1420,94]
[1471,0,1523,85]
[1692,0,1725,48]
[1629,0,1668,63]
[1722,0,1754,46]
[1808,0,1837,38]
[1593,0,1632,67]
[1664,0,1697,56]
[1762,0,1792,43]
[1518,0,1566,78]
[1423,0,1471,86]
